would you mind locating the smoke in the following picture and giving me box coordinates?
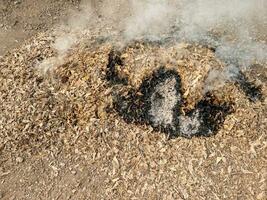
[204,65,238,93]
[122,0,266,91]
[124,0,176,41]
[173,0,267,92]
[38,0,267,91]
[37,1,94,73]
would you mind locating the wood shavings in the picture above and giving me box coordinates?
[0,32,266,200]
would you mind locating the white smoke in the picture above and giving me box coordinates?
[124,0,176,41]
[38,0,267,87]
[37,1,94,72]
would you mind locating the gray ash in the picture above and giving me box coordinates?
[114,67,183,138]
[183,93,234,137]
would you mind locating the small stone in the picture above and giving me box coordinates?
[16,157,24,163]
[14,1,21,5]
[72,189,77,194]
[71,170,77,175]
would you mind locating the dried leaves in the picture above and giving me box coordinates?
[0,33,266,199]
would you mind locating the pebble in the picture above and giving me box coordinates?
[71,170,77,175]
[14,1,22,5]
[16,157,24,163]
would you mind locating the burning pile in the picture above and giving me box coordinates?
[106,42,263,138]
[0,1,266,198]
[0,30,266,199]
[111,64,236,138]
[0,34,264,155]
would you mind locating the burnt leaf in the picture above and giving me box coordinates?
[106,50,128,85]
[235,71,263,102]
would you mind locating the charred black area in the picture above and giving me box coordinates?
[235,71,263,102]
[189,93,235,137]
[200,44,263,102]
[140,67,183,137]
[114,67,183,138]
[105,47,236,138]
[106,50,128,85]
[111,66,234,138]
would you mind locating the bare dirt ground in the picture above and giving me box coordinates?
[0,0,80,56]
[0,1,266,200]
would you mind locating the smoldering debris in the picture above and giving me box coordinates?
[106,50,128,85]
[113,67,183,138]
[234,71,263,102]
[35,0,266,138]
[205,65,264,102]
[109,62,234,138]
[186,93,234,137]
[106,42,264,138]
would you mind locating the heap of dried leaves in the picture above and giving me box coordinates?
[0,33,266,199]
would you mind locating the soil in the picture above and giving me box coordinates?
[0,0,80,56]
[0,1,266,200]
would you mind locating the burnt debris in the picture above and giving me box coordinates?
[114,67,183,138]
[209,45,263,102]
[180,93,234,138]
[104,41,264,138]
[234,71,263,102]
[109,62,234,138]
[106,50,128,85]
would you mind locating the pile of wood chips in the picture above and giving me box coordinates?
[0,32,266,199]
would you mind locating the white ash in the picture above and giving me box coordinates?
[179,109,202,137]
[149,77,180,129]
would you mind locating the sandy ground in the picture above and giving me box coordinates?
[0,0,80,56]
[0,1,266,200]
